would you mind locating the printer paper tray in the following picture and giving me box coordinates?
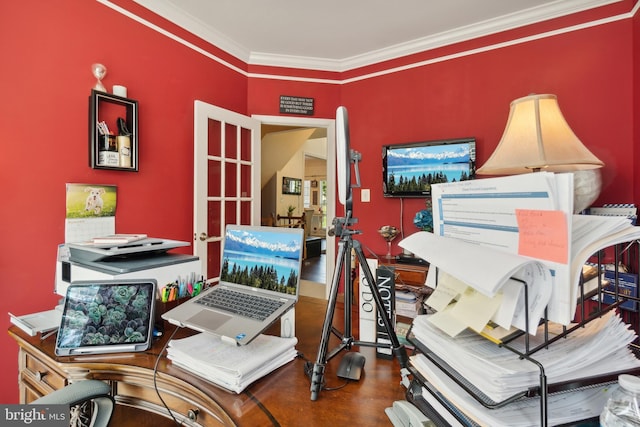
[67,238,190,263]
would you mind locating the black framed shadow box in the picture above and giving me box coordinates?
[89,89,139,171]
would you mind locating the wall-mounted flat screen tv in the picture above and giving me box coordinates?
[382,137,476,197]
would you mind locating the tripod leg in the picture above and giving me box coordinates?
[310,238,348,401]
[353,241,409,368]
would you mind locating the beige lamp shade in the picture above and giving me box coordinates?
[476,94,604,175]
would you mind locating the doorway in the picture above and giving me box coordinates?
[254,115,335,300]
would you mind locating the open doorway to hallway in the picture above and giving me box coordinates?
[257,118,335,300]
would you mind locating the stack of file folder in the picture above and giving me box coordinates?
[167,333,298,393]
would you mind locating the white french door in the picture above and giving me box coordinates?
[193,101,261,282]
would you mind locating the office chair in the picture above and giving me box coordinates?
[30,380,114,427]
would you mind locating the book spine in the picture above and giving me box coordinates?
[603,271,638,312]
[359,258,378,342]
[376,266,395,359]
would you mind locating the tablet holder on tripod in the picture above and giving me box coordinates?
[310,107,408,401]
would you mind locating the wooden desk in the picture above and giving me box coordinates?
[9,296,406,426]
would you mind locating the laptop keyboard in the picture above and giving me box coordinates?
[195,288,285,321]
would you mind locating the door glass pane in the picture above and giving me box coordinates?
[225,161,237,197]
[225,123,237,158]
[207,159,221,198]
[240,127,252,162]
[240,164,252,198]
[206,240,221,284]
[225,200,237,226]
[207,119,221,157]
[207,200,221,238]
[240,201,251,224]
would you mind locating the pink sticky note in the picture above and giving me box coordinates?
[515,209,568,264]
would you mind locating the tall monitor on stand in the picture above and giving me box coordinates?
[310,106,408,401]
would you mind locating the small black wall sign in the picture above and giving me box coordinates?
[280,95,314,115]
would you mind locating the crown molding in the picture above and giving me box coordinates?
[248,52,344,73]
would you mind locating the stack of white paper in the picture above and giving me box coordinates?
[401,172,640,334]
[167,333,298,393]
[412,354,615,427]
[400,232,554,337]
[411,311,640,404]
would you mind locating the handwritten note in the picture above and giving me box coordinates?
[516,209,568,264]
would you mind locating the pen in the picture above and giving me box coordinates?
[192,281,202,297]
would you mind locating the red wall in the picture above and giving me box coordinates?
[341,19,636,255]
[0,0,254,402]
[0,0,638,403]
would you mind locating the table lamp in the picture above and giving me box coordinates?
[476,94,604,212]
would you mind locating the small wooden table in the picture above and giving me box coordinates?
[9,296,407,426]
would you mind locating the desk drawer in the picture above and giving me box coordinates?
[392,266,427,287]
[116,382,234,426]
[21,350,68,397]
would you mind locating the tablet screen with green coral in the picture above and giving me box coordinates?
[55,279,156,356]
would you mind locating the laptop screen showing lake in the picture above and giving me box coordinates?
[221,226,303,296]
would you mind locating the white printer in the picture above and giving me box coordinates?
[55,238,201,296]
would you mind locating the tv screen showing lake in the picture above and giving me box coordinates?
[386,143,473,191]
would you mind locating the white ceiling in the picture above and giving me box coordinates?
[132,0,618,71]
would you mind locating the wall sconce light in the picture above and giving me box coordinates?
[477,94,604,212]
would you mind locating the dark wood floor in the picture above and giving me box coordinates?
[301,239,326,283]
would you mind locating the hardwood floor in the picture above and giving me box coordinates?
[301,239,326,283]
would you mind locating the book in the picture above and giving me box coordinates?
[92,233,147,244]
[359,258,378,342]
[376,266,395,359]
[602,270,638,312]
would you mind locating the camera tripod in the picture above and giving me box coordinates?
[309,211,409,401]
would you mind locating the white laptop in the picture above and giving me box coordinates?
[162,224,304,345]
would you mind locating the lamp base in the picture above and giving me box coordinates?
[573,169,602,213]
